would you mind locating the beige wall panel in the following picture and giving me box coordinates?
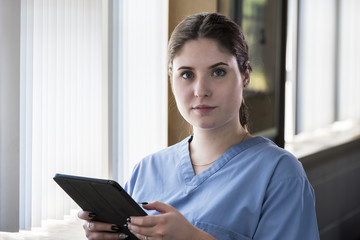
[169,0,218,32]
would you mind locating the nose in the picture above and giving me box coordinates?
[194,76,211,97]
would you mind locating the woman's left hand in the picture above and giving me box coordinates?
[127,201,215,240]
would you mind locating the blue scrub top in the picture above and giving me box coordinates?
[125,136,320,240]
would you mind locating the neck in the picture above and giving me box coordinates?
[189,122,249,169]
[192,123,247,148]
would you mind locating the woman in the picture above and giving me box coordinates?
[78,12,319,240]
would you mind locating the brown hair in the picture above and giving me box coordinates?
[168,12,252,129]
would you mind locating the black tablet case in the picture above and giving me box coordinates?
[53,173,147,240]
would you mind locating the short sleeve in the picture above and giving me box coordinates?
[124,162,141,196]
[253,176,320,240]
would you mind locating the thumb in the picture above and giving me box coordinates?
[142,201,175,214]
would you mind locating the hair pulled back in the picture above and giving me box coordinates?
[168,12,252,130]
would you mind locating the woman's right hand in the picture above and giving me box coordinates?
[78,210,129,240]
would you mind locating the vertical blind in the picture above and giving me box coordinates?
[297,0,336,133]
[338,0,360,121]
[286,0,360,137]
[20,0,108,229]
[113,0,168,185]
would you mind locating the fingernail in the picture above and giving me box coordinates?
[123,223,128,228]
[111,225,120,231]
[126,217,131,223]
[88,212,96,218]
[139,202,148,205]
[119,233,129,239]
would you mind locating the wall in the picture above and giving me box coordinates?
[0,0,21,232]
[302,139,360,240]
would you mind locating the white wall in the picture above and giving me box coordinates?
[0,0,21,232]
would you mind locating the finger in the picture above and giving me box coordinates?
[127,223,153,239]
[131,231,148,240]
[128,215,157,227]
[83,220,120,233]
[141,201,175,214]
[78,210,96,220]
[86,231,129,240]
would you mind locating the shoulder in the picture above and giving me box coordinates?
[247,139,319,239]
[245,136,307,182]
[140,136,191,164]
[246,136,295,160]
[129,136,190,177]
[125,136,191,195]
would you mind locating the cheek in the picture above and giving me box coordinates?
[172,83,189,107]
[173,79,191,96]
[222,84,243,109]
[222,81,243,97]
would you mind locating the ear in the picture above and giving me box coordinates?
[242,60,251,88]
[243,68,251,88]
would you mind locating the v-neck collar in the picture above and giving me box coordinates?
[177,136,264,188]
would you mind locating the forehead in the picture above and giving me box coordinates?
[173,38,235,67]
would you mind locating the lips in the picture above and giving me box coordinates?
[192,105,216,114]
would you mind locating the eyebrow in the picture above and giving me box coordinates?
[209,62,229,69]
[177,62,229,71]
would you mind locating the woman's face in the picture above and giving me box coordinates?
[171,38,247,132]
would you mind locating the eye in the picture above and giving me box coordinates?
[181,71,194,79]
[213,68,226,77]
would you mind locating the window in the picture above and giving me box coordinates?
[110,0,168,184]
[19,0,169,230]
[19,0,109,229]
[285,0,360,157]
[0,0,168,232]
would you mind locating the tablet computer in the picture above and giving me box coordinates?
[53,173,147,240]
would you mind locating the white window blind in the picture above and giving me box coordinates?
[297,0,337,133]
[112,0,168,184]
[338,0,360,121]
[285,0,360,156]
[294,0,360,133]
[20,0,108,229]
